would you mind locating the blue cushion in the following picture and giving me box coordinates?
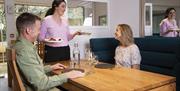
[140,51,179,68]
[90,38,119,52]
[135,37,180,53]
[90,37,180,78]
[140,64,174,76]
[94,51,115,64]
[90,38,118,64]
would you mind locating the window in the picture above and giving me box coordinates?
[15,5,49,18]
[67,0,108,26]
[68,7,84,26]
[0,4,6,41]
[14,0,108,27]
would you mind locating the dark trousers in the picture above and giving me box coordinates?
[44,45,70,63]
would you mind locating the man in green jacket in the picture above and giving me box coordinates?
[14,12,84,91]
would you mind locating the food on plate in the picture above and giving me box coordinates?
[49,38,56,41]
[49,38,61,41]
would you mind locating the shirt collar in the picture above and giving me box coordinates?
[18,37,36,48]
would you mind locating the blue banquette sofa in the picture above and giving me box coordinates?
[90,37,180,90]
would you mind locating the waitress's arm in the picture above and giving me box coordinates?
[67,28,81,40]
[38,21,48,42]
[160,21,174,36]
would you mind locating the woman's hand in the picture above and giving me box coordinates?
[168,29,174,32]
[50,63,67,70]
[72,31,82,38]
[74,31,82,35]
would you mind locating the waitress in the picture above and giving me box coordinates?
[160,7,179,37]
[38,0,80,62]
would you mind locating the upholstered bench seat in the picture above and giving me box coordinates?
[90,37,180,90]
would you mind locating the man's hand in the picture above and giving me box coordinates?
[65,70,85,79]
[50,63,67,70]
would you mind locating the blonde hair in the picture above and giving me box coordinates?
[116,24,134,47]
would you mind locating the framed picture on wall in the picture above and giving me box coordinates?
[99,15,107,26]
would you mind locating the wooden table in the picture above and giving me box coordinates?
[52,61,176,91]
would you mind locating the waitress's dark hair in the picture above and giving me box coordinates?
[164,7,176,18]
[45,0,66,17]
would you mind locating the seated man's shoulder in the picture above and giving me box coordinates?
[14,43,34,54]
[14,43,27,51]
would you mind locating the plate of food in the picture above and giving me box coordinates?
[175,29,180,32]
[44,38,63,43]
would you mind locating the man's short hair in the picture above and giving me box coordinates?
[16,12,41,34]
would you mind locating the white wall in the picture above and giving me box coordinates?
[69,26,110,59]
[109,0,141,37]
[4,0,16,48]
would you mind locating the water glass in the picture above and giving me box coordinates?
[69,60,75,69]
[69,60,80,69]
[84,48,91,60]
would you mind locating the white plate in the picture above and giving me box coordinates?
[44,39,63,43]
[175,29,180,31]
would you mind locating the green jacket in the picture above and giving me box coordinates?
[14,37,68,91]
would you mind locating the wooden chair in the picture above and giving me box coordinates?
[6,48,26,91]
[37,41,45,60]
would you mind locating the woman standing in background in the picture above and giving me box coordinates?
[114,24,141,69]
[160,7,179,37]
[38,0,81,62]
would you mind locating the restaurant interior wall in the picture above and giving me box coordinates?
[4,0,142,59]
[70,0,142,59]
[109,0,141,37]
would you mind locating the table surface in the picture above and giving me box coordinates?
[50,61,176,91]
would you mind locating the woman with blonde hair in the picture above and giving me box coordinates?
[114,24,141,69]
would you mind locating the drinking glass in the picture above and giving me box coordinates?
[84,48,91,60]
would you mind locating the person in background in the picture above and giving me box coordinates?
[160,7,179,37]
[114,24,141,69]
[14,12,84,91]
[38,0,81,62]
